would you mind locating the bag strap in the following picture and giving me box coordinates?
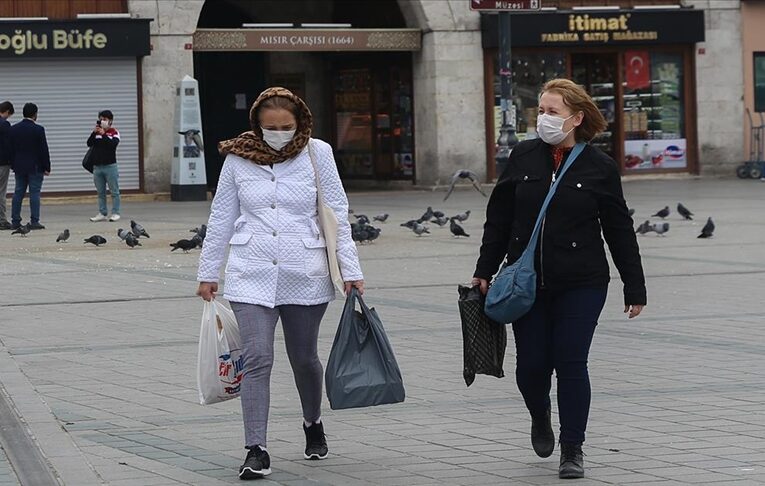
[526,142,586,251]
[307,140,324,205]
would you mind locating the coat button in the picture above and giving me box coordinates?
[272,259,278,265]
[271,176,275,182]
[272,231,277,237]
[270,203,276,209]
[571,241,577,248]
[576,182,582,188]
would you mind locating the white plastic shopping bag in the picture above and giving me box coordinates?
[197,299,244,405]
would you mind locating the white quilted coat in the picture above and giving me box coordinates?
[197,139,363,307]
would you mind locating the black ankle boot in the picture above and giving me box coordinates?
[531,407,555,458]
[559,442,584,479]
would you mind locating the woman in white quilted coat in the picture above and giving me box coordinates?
[196,87,363,480]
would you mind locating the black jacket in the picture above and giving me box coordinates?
[9,119,51,175]
[86,128,120,166]
[474,138,646,306]
[0,117,10,166]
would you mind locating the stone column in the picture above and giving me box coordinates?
[129,0,205,193]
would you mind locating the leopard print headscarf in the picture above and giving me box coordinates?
[218,87,313,165]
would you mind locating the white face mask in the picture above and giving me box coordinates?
[261,128,296,151]
[536,113,575,146]
[100,119,111,129]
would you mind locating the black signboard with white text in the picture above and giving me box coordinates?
[481,8,705,48]
[0,19,151,58]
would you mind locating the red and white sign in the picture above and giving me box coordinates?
[470,0,541,11]
[624,51,651,90]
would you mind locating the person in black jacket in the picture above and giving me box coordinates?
[473,79,646,480]
[0,101,14,230]
[87,110,121,222]
[9,103,50,230]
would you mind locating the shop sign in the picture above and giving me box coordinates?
[193,29,421,52]
[0,19,151,58]
[470,0,541,11]
[481,9,704,48]
[624,139,687,170]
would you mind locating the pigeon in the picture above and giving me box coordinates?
[652,206,670,219]
[432,210,445,218]
[190,224,207,239]
[677,203,693,220]
[412,223,430,236]
[373,213,389,223]
[452,210,471,222]
[170,239,197,253]
[84,235,107,246]
[11,223,31,237]
[366,227,381,243]
[450,218,470,237]
[431,216,449,227]
[191,233,204,248]
[117,228,131,241]
[444,169,487,201]
[353,214,370,225]
[400,220,418,229]
[628,208,635,217]
[697,217,715,238]
[635,220,651,235]
[56,229,70,242]
[650,222,670,236]
[131,220,150,238]
[125,233,142,249]
[417,207,434,223]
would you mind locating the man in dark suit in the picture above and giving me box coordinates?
[9,103,50,230]
[0,101,13,230]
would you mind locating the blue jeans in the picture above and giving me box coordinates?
[93,164,120,215]
[512,286,608,444]
[11,172,44,226]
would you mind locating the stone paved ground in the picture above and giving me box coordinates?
[0,446,19,486]
[0,178,764,485]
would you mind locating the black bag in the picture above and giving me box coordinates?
[82,147,94,173]
[325,288,405,410]
[458,285,506,387]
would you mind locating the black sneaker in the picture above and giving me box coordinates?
[303,422,328,460]
[239,447,271,480]
[29,222,45,230]
[0,222,11,230]
[559,442,584,479]
[531,407,555,458]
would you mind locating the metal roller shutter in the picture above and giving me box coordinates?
[0,57,140,193]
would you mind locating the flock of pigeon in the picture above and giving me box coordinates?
[11,219,209,253]
[634,203,715,239]
[347,206,472,244]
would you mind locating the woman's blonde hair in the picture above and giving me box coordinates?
[540,79,607,142]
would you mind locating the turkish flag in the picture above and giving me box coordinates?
[625,51,651,90]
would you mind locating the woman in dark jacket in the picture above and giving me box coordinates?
[473,79,646,480]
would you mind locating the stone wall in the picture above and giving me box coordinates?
[684,0,743,175]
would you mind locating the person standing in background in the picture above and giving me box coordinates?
[0,101,14,230]
[9,102,50,230]
[87,110,121,222]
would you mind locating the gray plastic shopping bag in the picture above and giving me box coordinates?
[325,288,405,410]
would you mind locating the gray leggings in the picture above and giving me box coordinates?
[230,301,328,448]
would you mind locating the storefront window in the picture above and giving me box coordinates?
[756,52,765,113]
[493,52,567,144]
[623,51,686,170]
[335,69,375,177]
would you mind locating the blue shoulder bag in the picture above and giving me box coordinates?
[484,142,585,323]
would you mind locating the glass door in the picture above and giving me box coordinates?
[571,54,619,160]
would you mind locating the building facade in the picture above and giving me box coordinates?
[0,0,752,194]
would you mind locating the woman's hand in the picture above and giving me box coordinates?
[197,282,218,301]
[624,304,644,319]
[471,277,489,295]
[344,280,364,296]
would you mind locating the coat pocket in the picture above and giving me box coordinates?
[302,236,329,278]
[226,233,253,274]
